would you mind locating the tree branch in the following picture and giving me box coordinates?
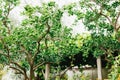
[20,44,32,65]
[5,45,10,58]
[116,26,120,31]
[37,22,50,42]
[33,62,45,70]
[10,61,26,72]
[87,4,95,12]
[10,65,28,79]
[115,12,120,30]
[33,22,51,62]
[100,13,112,25]
[45,38,48,49]
[42,70,45,78]
[32,42,40,62]
[104,53,111,62]
[0,36,11,62]
[51,66,73,79]
[0,50,8,57]
[9,66,24,75]
[59,66,72,78]
[2,4,12,34]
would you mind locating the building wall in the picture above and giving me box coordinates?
[82,68,108,80]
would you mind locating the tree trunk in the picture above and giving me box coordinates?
[24,73,29,80]
[29,65,35,80]
[45,63,50,80]
[97,56,102,80]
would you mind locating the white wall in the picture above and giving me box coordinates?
[82,68,108,80]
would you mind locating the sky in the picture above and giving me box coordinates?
[9,0,88,35]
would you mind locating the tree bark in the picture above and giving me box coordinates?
[45,63,50,80]
[24,71,28,80]
[97,56,102,80]
[29,65,35,80]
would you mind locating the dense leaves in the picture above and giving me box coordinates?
[64,0,120,58]
[0,1,80,80]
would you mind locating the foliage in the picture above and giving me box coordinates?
[79,0,120,57]
[63,0,120,65]
[108,55,120,80]
[52,70,90,80]
[0,1,80,80]
[0,64,4,80]
[81,34,120,58]
[1,0,120,79]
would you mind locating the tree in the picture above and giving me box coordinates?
[0,1,80,80]
[64,0,120,79]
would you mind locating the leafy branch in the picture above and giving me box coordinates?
[33,21,51,62]
[2,4,13,34]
